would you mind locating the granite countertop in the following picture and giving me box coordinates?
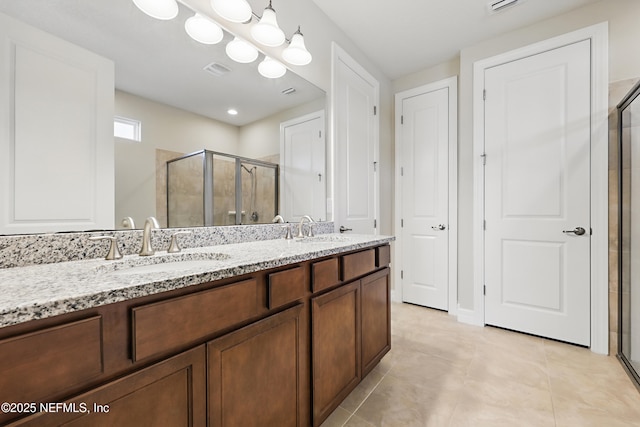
[0,234,394,328]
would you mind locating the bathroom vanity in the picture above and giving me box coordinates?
[0,234,392,426]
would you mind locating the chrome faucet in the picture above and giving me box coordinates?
[272,215,285,223]
[297,215,315,238]
[139,216,160,256]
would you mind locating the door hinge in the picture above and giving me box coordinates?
[373,161,378,172]
[483,89,486,101]
[400,167,404,177]
[374,219,377,228]
[481,153,487,165]
[483,284,486,295]
[401,270,404,279]
[374,106,377,115]
[483,220,486,230]
[401,219,404,228]
[319,130,322,138]
[401,115,404,125]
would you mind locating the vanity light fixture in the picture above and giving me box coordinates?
[258,56,286,79]
[132,0,179,20]
[226,37,259,63]
[185,13,224,44]
[210,0,253,23]
[251,1,285,47]
[282,26,312,66]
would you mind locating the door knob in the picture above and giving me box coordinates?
[339,226,353,233]
[562,226,586,236]
[431,224,446,231]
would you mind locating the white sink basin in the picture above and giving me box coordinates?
[96,252,230,276]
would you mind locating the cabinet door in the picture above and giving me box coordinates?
[11,346,206,427]
[208,304,304,427]
[311,281,361,426]
[361,268,391,376]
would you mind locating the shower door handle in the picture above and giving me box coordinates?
[562,226,586,236]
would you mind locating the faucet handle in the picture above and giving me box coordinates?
[282,224,293,240]
[168,231,192,253]
[89,236,123,260]
[307,222,315,237]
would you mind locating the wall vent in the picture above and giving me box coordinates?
[489,0,519,12]
[281,87,296,95]
[203,62,231,77]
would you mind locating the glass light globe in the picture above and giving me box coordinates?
[225,37,259,63]
[251,4,285,47]
[132,0,179,20]
[211,0,252,23]
[282,28,312,66]
[258,57,286,79]
[185,13,224,44]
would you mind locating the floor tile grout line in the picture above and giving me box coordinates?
[340,365,391,427]
[542,339,559,427]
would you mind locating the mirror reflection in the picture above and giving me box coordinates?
[0,0,326,232]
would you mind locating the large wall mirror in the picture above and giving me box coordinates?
[0,0,326,232]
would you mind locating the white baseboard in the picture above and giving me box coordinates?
[457,307,483,326]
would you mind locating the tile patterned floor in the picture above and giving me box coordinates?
[321,302,640,427]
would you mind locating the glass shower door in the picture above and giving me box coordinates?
[619,80,640,389]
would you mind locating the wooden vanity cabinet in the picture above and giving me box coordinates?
[1,244,390,427]
[13,346,206,427]
[311,251,391,427]
[208,304,305,427]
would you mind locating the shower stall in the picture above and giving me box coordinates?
[166,150,279,227]
[619,81,640,391]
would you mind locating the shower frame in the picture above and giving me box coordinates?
[166,149,279,227]
[618,79,640,392]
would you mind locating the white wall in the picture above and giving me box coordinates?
[192,0,394,234]
[389,0,640,311]
[238,97,326,159]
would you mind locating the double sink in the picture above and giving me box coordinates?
[95,234,354,276]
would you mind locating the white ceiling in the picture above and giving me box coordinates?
[310,0,601,80]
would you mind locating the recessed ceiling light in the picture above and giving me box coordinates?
[227,108,238,115]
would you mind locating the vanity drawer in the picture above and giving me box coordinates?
[312,257,340,293]
[132,278,261,361]
[376,245,391,268]
[0,316,103,407]
[268,266,306,309]
[341,249,376,282]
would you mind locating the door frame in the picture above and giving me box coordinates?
[393,76,458,312]
[279,109,326,221]
[471,23,609,354]
[330,42,380,232]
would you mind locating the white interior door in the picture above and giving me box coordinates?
[400,87,450,310]
[484,39,591,346]
[281,111,325,222]
[333,45,378,234]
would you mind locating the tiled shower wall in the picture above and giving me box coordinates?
[609,78,639,355]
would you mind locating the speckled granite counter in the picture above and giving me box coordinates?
[0,234,394,328]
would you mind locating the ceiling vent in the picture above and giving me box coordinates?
[489,0,520,12]
[281,87,296,95]
[203,62,231,77]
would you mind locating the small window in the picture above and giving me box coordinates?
[114,116,141,142]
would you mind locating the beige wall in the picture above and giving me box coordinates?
[114,90,239,227]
